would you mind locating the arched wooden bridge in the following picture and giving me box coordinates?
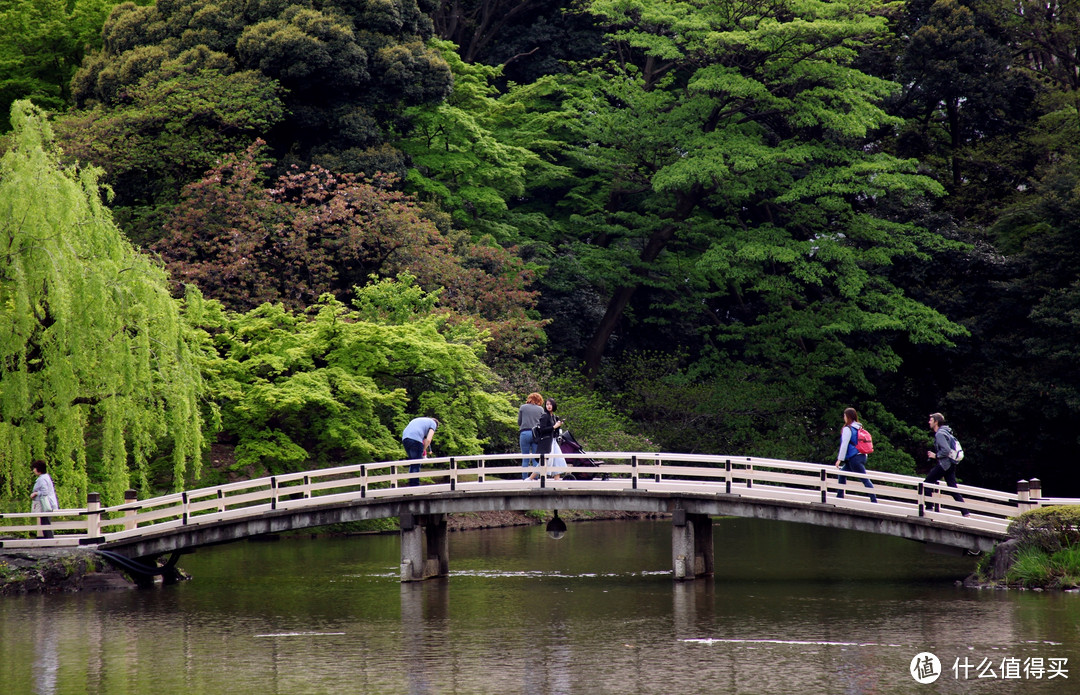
[0,452,1063,581]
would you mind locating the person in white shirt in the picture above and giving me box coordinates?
[30,460,58,539]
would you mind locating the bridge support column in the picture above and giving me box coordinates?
[400,513,449,582]
[671,511,713,581]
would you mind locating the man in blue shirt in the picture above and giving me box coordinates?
[401,417,438,486]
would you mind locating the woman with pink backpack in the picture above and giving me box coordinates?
[833,407,878,503]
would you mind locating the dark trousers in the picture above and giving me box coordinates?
[403,438,424,486]
[39,516,53,539]
[924,462,964,503]
[837,454,877,503]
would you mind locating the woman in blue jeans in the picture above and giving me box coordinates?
[834,407,877,503]
[518,392,545,479]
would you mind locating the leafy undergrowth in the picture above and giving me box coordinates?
[976,506,1080,590]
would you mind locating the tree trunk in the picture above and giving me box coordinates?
[581,189,704,376]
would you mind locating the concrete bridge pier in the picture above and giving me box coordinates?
[400,512,448,582]
[672,510,714,581]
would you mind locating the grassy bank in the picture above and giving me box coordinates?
[975,506,1080,590]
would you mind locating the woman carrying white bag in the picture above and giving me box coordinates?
[30,459,58,539]
[529,397,567,480]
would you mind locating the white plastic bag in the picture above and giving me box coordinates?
[549,437,566,471]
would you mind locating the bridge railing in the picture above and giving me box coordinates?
[570,453,1035,523]
[0,453,1056,548]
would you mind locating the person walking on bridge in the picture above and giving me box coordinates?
[30,459,58,539]
[834,408,877,503]
[527,398,565,481]
[925,412,968,516]
[401,416,438,487]
[518,392,545,479]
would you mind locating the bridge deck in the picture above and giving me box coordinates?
[0,452,1050,554]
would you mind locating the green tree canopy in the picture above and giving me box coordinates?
[888,0,1041,224]
[0,101,207,506]
[154,141,547,358]
[60,0,452,243]
[400,39,563,244]
[498,0,968,465]
[72,0,451,166]
[565,0,956,369]
[194,279,515,477]
[54,63,284,245]
[0,0,117,131]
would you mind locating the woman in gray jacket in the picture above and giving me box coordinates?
[518,392,545,479]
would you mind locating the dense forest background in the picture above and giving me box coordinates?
[2,0,1080,507]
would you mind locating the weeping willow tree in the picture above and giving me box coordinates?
[0,101,207,507]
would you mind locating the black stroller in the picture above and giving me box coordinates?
[556,430,605,480]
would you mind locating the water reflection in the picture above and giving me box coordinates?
[31,599,58,695]
[402,581,449,695]
[0,519,1077,694]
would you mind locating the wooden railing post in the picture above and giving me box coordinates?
[745,458,753,489]
[86,492,101,537]
[217,488,226,513]
[654,456,662,483]
[182,491,190,525]
[917,482,926,517]
[539,453,546,489]
[1029,478,1042,507]
[725,459,732,495]
[450,457,457,491]
[478,458,485,484]
[819,467,827,504]
[1017,479,1030,511]
[303,475,311,499]
[271,477,278,510]
[123,489,138,531]
[632,455,638,490]
[361,465,367,498]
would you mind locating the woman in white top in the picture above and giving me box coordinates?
[30,459,58,539]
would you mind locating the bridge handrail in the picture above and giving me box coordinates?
[0,452,1047,547]
[1040,497,1080,506]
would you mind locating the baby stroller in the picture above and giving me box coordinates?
[556,430,606,480]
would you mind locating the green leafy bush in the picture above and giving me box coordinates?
[1007,506,1080,553]
[998,506,1080,589]
[191,278,516,479]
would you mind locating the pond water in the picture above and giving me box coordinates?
[1,518,1076,694]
